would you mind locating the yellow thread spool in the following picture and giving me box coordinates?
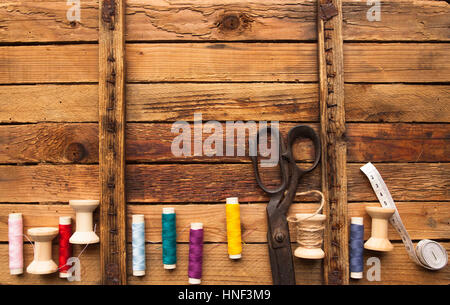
[226,197,242,259]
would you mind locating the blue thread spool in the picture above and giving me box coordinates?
[162,207,177,269]
[132,214,146,276]
[350,217,364,279]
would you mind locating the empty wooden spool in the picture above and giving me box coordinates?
[26,227,59,274]
[364,206,395,252]
[69,200,99,244]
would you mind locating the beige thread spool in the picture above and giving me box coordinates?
[69,200,99,244]
[26,227,59,274]
[364,206,395,252]
[288,190,326,260]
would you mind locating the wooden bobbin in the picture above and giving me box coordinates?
[69,200,100,244]
[364,206,395,252]
[26,227,59,274]
[293,213,326,259]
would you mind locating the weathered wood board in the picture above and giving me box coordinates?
[0,0,448,285]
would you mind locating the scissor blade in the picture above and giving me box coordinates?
[267,217,296,285]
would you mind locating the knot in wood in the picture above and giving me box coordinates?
[275,232,285,242]
[65,142,86,162]
[222,15,240,31]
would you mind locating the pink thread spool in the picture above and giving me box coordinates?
[8,213,23,275]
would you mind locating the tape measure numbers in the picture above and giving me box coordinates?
[360,162,448,270]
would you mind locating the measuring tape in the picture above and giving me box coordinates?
[360,162,448,270]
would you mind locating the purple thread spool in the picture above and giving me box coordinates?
[188,223,204,284]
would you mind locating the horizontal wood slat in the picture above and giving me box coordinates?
[0,202,448,242]
[0,243,448,285]
[1,84,449,123]
[0,122,448,163]
[0,163,447,202]
[345,84,450,123]
[1,1,449,42]
[1,44,449,83]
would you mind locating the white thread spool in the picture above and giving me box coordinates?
[26,227,59,274]
[162,207,176,270]
[364,206,395,252]
[292,213,326,259]
[132,214,146,276]
[188,222,203,285]
[69,200,99,244]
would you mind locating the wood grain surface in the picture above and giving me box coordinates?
[1,84,448,123]
[317,0,348,285]
[0,0,448,286]
[1,122,448,163]
[98,0,127,285]
[0,163,447,203]
[0,1,448,42]
[1,43,449,83]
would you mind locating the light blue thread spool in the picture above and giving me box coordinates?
[162,207,177,269]
[132,214,146,276]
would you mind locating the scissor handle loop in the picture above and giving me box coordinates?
[250,126,288,195]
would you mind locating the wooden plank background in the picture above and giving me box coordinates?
[0,0,449,285]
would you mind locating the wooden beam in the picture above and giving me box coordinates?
[318,0,349,284]
[99,0,127,285]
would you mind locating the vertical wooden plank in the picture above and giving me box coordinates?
[318,0,349,284]
[99,0,127,285]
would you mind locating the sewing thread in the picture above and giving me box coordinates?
[349,217,364,279]
[188,223,203,285]
[59,216,72,278]
[8,213,23,275]
[162,207,177,269]
[132,214,146,276]
[226,197,242,259]
[288,190,326,259]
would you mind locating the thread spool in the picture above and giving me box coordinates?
[26,227,59,274]
[162,207,177,269]
[8,213,23,275]
[59,216,72,278]
[69,200,99,244]
[291,213,326,259]
[349,217,364,279]
[364,206,395,252]
[226,197,242,259]
[288,190,326,259]
[188,222,203,285]
[132,214,146,276]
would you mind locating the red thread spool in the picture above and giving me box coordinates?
[59,216,72,278]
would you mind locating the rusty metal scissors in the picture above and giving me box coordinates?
[250,125,321,285]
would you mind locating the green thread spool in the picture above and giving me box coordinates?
[162,207,177,269]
